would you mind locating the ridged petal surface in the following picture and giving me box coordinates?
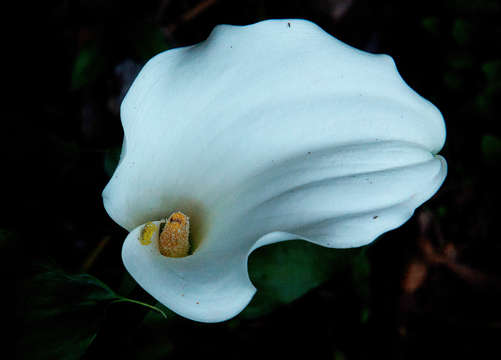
[103,19,447,322]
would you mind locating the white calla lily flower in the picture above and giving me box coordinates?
[103,19,447,322]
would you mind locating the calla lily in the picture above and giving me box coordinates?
[103,19,447,322]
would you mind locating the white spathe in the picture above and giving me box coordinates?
[103,19,447,322]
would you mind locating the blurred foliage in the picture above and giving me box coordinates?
[481,134,501,163]
[477,60,501,114]
[71,42,106,90]
[451,18,472,46]
[132,24,171,60]
[421,16,439,35]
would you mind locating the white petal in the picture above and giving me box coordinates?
[104,19,447,322]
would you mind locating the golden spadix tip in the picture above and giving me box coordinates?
[159,212,190,258]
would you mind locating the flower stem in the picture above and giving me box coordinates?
[112,297,167,318]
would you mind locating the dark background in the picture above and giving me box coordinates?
[16,0,501,359]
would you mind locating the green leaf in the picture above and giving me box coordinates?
[241,240,363,319]
[17,269,119,360]
[17,268,165,359]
